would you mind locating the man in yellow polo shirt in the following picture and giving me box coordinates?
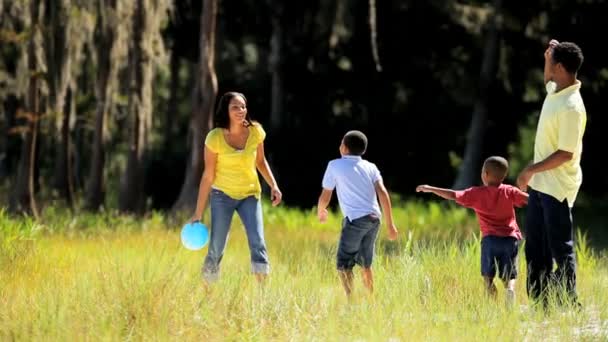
[517,40,586,307]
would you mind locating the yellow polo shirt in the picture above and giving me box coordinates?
[529,81,586,207]
[205,123,266,199]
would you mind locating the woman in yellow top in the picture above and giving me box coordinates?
[192,92,282,284]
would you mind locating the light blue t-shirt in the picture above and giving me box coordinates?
[322,155,382,221]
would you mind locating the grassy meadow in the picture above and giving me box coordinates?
[1,202,607,341]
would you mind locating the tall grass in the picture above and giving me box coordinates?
[1,203,607,340]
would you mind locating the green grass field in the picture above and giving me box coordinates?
[1,203,607,340]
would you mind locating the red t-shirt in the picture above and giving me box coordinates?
[455,184,527,239]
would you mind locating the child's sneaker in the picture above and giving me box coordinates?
[506,289,515,308]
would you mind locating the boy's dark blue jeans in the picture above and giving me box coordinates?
[337,214,380,271]
[525,187,578,305]
[481,236,519,281]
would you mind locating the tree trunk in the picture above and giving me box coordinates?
[368,0,382,72]
[85,0,118,210]
[268,2,284,130]
[0,96,18,179]
[73,51,94,194]
[9,0,43,218]
[53,86,75,206]
[452,0,502,189]
[119,0,154,213]
[164,42,181,153]
[46,0,74,207]
[172,0,218,213]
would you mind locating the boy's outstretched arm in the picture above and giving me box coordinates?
[416,185,457,201]
[374,180,398,240]
[317,189,333,223]
[522,192,529,205]
[512,187,529,207]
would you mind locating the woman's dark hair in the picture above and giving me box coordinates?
[214,92,252,128]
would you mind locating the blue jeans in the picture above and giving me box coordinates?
[202,189,269,282]
[525,188,577,304]
[337,214,380,271]
[481,236,519,281]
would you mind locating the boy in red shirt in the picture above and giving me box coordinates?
[416,156,528,305]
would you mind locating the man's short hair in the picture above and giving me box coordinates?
[483,156,509,180]
[343,130,368,156]
[552,42,584,74]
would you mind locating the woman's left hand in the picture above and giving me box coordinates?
[271,187,282,206]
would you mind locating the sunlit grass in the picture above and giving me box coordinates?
[1,204,607,340]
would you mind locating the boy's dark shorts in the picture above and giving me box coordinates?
[337,214,380,271]
[481,236,519,281]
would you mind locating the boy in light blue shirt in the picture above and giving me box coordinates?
[317,130,399,297]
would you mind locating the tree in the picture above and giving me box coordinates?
[267,1,284,131]
[85,0,127,210]
[368,0,381,72]
[453,0,502,189]
[9,0,44,217]
[0,96,18,179]
[119,0,169,213]
[163,37,181,154]
[45,0,76,207]
[172,0,218,213]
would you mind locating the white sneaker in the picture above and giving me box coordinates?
[506,289,515,308]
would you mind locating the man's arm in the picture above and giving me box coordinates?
[544,39,559,84]
[516,150,573,191]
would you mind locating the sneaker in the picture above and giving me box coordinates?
[506,289,515,308]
